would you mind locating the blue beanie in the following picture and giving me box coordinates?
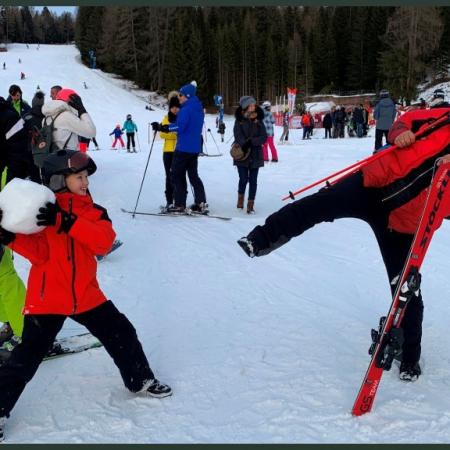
[179,83,196,99]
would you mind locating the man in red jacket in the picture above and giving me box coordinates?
[238,94,450,382]
[0,150,171,441]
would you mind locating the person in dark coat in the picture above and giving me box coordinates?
[335,106,347,138]
[21,91,46,182]
[322,111,333,138]
[373,89,397,151]
[0,95,39,183]
[7,85,30,118]
[233,96,267,214]
[352,105,365,138]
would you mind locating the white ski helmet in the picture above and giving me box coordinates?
[262,101,271,109]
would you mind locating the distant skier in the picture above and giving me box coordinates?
[109,125,125,149]
[20,72,25,80]
[122,114,138,153]
[2,63,5,70]
[217,120,226,142]
[83,82,88,89]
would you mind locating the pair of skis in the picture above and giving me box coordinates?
[351,161,450,416]
[121,207,231,221]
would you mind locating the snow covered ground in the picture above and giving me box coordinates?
[1,44,450,443]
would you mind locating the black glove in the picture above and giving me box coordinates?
[36,202,77,234]
[36,202,60,227]
[0,209,16,245]
[68,94,87,116]
[151,122,161,132]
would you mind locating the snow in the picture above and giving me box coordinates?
[305,101,335,113]
[0,178,55,234]
[1,43,450,443]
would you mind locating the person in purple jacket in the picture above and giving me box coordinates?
[109,124,125,149]
[152,82,208,214]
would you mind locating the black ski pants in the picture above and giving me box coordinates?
[248,171,423,364]
[0,300,155,417]
[126,132,136,150]
[375,129,389,151]
[163,152,175,205]
[171,151,206,208]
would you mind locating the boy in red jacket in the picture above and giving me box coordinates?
[0,150,171,441]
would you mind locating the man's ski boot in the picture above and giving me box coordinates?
[237,237,257,258]
[399,361,421,382]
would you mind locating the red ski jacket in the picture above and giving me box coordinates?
[10,192,116,315]
[361,107,450,234]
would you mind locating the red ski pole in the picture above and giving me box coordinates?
[282,111,450,201]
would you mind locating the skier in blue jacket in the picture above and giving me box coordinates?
[122,114,138,153]
[152,82,208,214]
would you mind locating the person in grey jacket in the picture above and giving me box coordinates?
[233,96,267,214]
[373,89,397,151]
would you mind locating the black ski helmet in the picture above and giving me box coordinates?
[42,150,97,192]
[379,89,390,98]
[126,114,132,120]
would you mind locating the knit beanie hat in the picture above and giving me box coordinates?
[32,91,45,108]
[169,95,180,109]
[239,96,256,110]
[179,82,197,99]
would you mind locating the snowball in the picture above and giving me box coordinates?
[0,178,55,234]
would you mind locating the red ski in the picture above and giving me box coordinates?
[352,161,450,416]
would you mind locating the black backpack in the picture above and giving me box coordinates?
[30,112,71,168]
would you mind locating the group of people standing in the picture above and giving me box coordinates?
[154,92,280,216]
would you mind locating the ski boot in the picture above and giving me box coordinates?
[145,379,172,398]
[399,361,421,382]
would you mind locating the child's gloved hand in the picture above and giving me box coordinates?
[36,202,77,234]
[36,202,60,227]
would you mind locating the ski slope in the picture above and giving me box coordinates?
[1,44,450,443]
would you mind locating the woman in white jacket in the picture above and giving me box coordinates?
[41,88,96,151]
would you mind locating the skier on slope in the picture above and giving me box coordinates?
[237,89,450,382]
[122,114,138,153]
[109,124,125,150]
[0,150,172,442]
